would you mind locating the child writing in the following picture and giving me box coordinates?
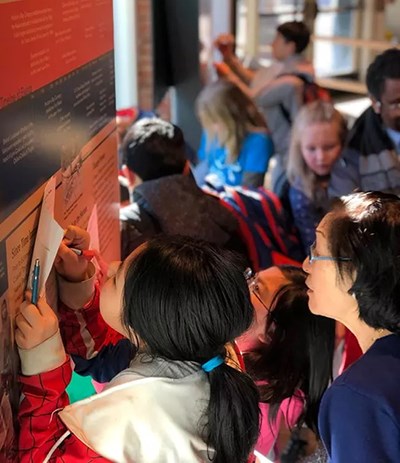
[196,80,274,188]
[287,101,347,252]
[16,235,260,463]
[53,240,334,462]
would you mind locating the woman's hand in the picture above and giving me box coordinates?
[55,225,91,282]
[15,296,59,350]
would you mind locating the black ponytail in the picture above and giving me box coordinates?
[122,236,260,461]
[206,362,260,463]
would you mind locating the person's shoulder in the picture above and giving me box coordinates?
[331,336,400,407]
[120,194,157,237]
[244,130,272,146]
[120,201,142,223]
[288,182,309,204]
[332,147,360,171]
[291,57,315,78]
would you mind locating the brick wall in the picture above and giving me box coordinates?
[136,0,153,111]
[135,0,171,119]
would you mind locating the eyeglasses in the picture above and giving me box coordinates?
[379,101,400,111]
[244,268,271,312]
[308,243,352,264]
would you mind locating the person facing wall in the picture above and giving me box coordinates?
[16,235,260,463]
[119,117,247,259]
[195,80,273,188]
[214,21,315,194]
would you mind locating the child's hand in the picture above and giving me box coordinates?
[213,62,240,87]
[214,33,235,59]
[15,296,59,350]
[213,61,231,78]
[55,225,91,282]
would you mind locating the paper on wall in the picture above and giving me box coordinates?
[28,177,64,297]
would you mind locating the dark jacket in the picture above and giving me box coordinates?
[288,184,329,253]
[319,334,400,462]
[329,107,400,198]
[120,174,247,259]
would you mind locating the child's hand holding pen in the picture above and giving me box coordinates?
[54,225,93,283]
[15,292,59,350]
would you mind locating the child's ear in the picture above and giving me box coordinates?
[370,96,381,114]
[121,164,136,187]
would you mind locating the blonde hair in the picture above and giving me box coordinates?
[287,101,347,199]
[196,80,268,164]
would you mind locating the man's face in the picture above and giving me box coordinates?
[377,78,400,132]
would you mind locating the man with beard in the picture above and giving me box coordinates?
[329,49,400,196]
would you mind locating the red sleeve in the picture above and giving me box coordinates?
[18,360,72,463]
[59,282,124,359]
[18,359,112,462]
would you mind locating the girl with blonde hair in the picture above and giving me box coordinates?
[196,80,274,188]
[287,101,347,252]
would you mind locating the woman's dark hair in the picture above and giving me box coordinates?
[277,21,310,54]
[327,191,400,334]
[122,235,260,463]
[245,266,335,435]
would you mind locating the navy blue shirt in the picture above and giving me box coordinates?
[288,185,320,253]
[72,339,135,383]
[319,334,400,462]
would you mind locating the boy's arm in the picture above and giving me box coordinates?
[224,54,256,85]
[215,62,258,100]
[214,33,255,85]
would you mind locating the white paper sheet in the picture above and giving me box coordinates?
[87,204,100,251]
[28,177,64,297]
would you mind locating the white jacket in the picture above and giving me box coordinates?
[58,355,214,463]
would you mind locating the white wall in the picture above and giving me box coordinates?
[385,1,400,41]
[113,0,138,110]
[199,0,233,82]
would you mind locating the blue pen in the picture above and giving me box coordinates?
[31,258,40,305]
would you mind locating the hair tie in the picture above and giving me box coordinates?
[202,355,224,373]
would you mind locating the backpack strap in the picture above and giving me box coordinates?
[277,72,314,84]
[276,72,314,125]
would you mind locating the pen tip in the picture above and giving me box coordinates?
[35,258,39,265]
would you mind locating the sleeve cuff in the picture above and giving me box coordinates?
[19,331,67,376]
[57,262,96,310]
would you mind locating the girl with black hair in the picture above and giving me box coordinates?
[241,265,335,461]
[15,235,260,463]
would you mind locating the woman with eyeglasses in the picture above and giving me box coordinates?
[303,191,400,462]
[239,265,335,462]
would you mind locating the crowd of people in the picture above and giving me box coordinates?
[14,20,400,463]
